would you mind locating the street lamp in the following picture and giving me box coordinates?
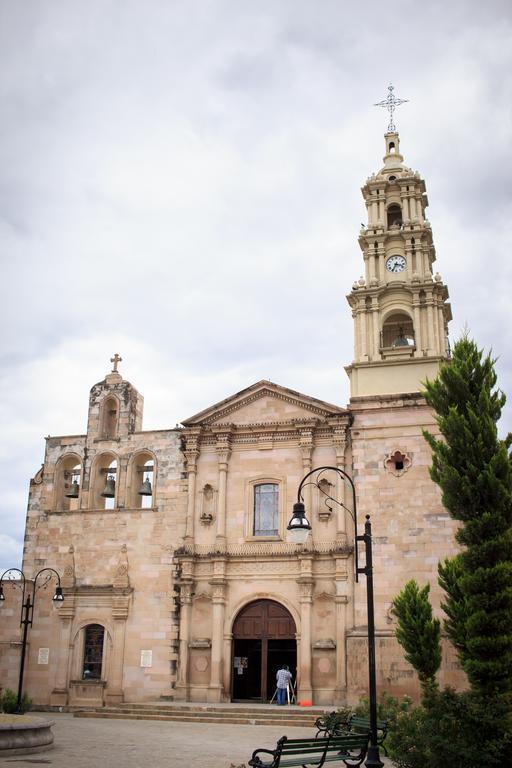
[0,568,64,714]
[289,467,383,768]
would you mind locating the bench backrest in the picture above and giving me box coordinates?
[279,733,368,758]
[348,715,387,732]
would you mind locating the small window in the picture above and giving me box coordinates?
[253,483,279,536]
[82,624,105,680]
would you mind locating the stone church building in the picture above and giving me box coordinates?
[0,130,465,708]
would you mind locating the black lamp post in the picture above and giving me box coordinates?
[0,568,64,714]
[288,467,383,768]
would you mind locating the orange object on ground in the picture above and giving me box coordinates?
[299,700,312,707]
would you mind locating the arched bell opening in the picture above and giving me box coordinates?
[387,203,402,230]
[231,599,296,702]
[100,396,119,440]
[55,454,82,511]
[381,312,415,350]
[127,451,155,509]
[91,452,118,509]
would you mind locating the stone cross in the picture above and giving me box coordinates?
[110,353,122,373]
[374,83,409,133]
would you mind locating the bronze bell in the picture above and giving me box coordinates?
[101,475,116,498]
[138,475,153,496]
[65,479,80,498]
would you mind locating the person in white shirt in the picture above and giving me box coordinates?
[276,664,292,705]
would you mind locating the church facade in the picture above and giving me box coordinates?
[0,130,465,708]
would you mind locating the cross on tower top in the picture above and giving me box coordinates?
[110,353,122,373]
[374,83,409,133]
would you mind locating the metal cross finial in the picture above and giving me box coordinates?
[374,83,409,133]
[110,353,122,373]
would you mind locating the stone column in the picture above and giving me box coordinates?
[412,293,423,354]
[222,632,233,697]
[334,557,350,704]
[184,432,200,544]
[378,196,385,225]
[50,603,75,706]
[371,301,380,360]
[106,594,130,704]
[297,555,314,702]
[426,292,435,353]
[401,193,410,222]
[116,456,129,509]
[175,578,193,700]
[333,428,348,547]
[299,427,314,528]
[371,198,378,224]
[208,558,227,702]
[437,304,446,353]
[360,308,367,359]
[215,432,232,549]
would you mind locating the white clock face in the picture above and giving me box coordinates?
[386,255,406,273]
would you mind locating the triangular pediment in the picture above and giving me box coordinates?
[182,380,346,427]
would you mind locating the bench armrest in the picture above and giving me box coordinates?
[249,748,277,768]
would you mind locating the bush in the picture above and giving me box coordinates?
[319,708,351,734]
[354,690,413,730]
[390,688,512,768]
[1,689,32,714]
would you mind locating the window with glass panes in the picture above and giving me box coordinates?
[82,624,105,679]
[253,483,279,536]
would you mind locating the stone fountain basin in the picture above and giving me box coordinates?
[0,714,55,755]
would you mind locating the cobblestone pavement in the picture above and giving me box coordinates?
[0,713,394,767]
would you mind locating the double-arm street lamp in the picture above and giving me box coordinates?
[0,568,64,714]
[288,466,384,768]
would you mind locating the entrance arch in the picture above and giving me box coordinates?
[231,599,297,702]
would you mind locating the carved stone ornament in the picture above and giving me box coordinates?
[113,544,130,589]
[62,545,76,589]
[384,449,412,477]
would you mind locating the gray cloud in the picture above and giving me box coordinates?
[1,0,511,572]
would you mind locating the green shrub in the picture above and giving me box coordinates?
[1,689,32,714]
[320,708,351,734]
[390,688,512,768]
[354,690,413,729]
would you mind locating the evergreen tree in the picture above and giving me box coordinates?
[392,580,441,698]
[437,555,468,662]
[423,335,512,701]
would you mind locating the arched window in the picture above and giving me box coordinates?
[381,312,415,348]
[128,451,155,509]
[387,204,402,229]
[91,452,118,509]
[82,624,105,680]
[253,483,279,536]
[100,396,119,439]
[55,455,82,511]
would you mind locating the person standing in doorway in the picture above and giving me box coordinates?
[276,664,292,705]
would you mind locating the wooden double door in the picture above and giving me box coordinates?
[232,600,297,701]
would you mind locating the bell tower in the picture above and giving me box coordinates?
[345,129,452,397]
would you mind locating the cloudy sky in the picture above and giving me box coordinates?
[1,0,511,573]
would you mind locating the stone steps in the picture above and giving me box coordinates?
[74,703,325,727]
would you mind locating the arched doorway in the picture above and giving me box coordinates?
[231,600,297,702]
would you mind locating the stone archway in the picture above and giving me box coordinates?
[231,599,296,701]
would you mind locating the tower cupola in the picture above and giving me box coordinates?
[345,119,452,398]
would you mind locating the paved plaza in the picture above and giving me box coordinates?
[0,713,394,767]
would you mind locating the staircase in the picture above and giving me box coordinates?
[74,702,328,727]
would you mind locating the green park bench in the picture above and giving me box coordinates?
[248,732,370,768]
[314,712,389,756]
